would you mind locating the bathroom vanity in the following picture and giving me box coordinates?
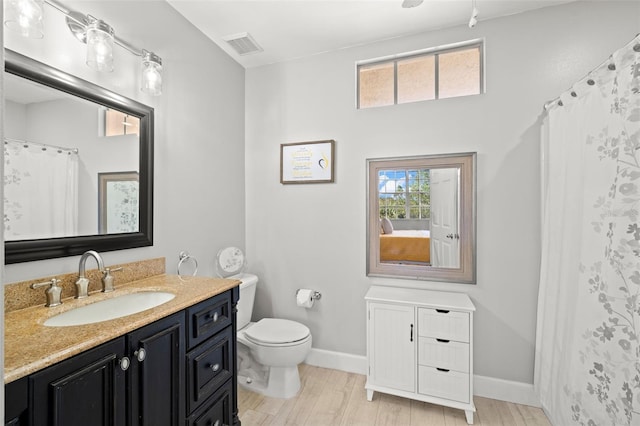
[365,285,476,424]
[4,273,240,426]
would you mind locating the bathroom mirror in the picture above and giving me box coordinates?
[367,152,476,283]
[4,49,154,264]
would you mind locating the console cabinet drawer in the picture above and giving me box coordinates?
[187,327,234,414]
[418,338,469,373]
[187,379,233,426]
[418,366,470,404]
[418,308,469,342]
[187,292,232,350]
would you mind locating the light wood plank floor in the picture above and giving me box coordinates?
[238,364,551,426]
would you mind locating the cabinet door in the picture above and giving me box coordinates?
[128,312,185,426]
[368,302,415,392]
[29,338,126,426]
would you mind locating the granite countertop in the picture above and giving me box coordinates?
[5,274,240,384]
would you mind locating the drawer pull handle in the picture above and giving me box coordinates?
[210,363,221,372]
[435,309,450,314]
[205,312,219,322]
[436,339,450,343]
[436,368,450,372]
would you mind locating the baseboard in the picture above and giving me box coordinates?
[304,348,541,407]
[474,375,540,407]
[304,348,368,375]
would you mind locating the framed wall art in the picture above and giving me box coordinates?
[98,171,139,234]
[280,140,335,184]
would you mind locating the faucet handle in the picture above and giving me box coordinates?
[31,278,63,307]
[102,267,123,293]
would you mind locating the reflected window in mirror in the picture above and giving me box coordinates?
[367,153,476,283]
[4,49,153,264]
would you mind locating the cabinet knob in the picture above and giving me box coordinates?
[134,348,146,362]
[210,363,220,373]
[119,356,130,371]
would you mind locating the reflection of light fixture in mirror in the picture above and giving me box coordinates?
[141,50,163,96]
[85,17,115,72]
[4,0,45,38]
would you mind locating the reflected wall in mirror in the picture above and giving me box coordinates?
[4,49,154,264]
[367,152,476,283]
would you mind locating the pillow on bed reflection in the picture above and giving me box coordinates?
[381,218,393,234]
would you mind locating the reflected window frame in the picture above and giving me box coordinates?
[366,152,476,284]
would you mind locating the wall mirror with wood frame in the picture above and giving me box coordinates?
[367,152,476,283]
[4,49,154,264]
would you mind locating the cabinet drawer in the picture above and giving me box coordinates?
[187,379,233,426]
[187,327,234,414]
[187,291,232,350]
[418,338,469,373]
[418,366,470,404]
[418,308,469,342]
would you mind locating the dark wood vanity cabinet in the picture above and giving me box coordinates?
[5,288,240,426]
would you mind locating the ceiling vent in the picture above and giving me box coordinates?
[223,32,263,56]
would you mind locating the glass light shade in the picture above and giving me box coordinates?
[86,19,115,72]
[141,51,163,96]
[4,0,44,39]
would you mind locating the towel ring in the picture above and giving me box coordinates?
[177,251,198,277]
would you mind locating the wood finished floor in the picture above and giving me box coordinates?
[238,364,551,426]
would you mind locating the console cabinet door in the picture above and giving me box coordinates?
[128,312,185,426]
[368,302,415,392]
[29,338,126,426]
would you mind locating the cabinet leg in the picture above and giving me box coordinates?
[366,389,374,402]
[465,409,474,424]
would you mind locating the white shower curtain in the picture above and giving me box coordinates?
[536,36,640,426]
[4,141,79,240]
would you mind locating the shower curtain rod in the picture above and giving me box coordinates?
[4,137,79,154]
[543,32,640,111]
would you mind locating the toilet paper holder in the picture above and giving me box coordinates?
[296,289,322,300]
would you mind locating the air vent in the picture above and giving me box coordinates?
[223,32,263,56]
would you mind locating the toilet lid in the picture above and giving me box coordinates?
[245,318,310,345]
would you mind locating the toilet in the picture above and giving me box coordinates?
[235,273,312,399]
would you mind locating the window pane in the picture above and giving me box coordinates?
[438,47,481,99]
[359,62,394,108]
[397,55,435,104]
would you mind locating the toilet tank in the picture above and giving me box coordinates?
[235,273,258,330]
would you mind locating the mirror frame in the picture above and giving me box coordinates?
[4,49,154,264]
[366,152,476,283]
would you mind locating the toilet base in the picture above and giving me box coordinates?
[239,365,301,399]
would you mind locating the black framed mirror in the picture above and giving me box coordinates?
[4,49,153,264]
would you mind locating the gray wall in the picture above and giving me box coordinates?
[244,1,640,385]
[3,1,246,281]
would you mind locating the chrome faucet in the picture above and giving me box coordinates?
[75,250,105,299]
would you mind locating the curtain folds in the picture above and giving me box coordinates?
[3,142,79,240]
[536,36,640,426]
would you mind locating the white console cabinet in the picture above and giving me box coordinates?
[365,286,476,424]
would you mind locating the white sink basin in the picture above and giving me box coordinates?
[44,291,175,327]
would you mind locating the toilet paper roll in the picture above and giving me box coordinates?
[296,289,314,308]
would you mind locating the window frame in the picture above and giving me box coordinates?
[356,39,484,109]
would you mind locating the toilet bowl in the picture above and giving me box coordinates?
[235,273,312,399]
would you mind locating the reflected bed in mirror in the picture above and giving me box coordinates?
[367,153,476,283]
[4,49,153,264]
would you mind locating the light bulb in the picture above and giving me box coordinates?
[141,51,163,96]
[4,0,44,38]
[86,19,114,72]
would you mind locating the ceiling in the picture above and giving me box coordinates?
[167,0,576,69]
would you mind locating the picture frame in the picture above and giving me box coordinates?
[280,140,335,184]
[98,171,140,234]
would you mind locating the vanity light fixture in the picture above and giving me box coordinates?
[4,0,164,96]
[140,50,163,96]
[4,0,45,38]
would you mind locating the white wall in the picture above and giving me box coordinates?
[245,0,640,385]
[3,1,246,281]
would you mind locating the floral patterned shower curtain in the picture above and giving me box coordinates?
[4,141,79,240]
[536,36,640,426]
